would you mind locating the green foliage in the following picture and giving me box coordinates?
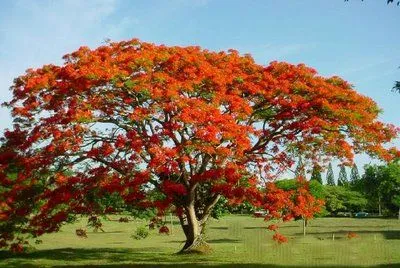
[357,164,380,211]
[275,179,297,191]
[324,185,367,215]
[275,177,368,216]
[392,195,400,207]
[275,179,325,199]
[253,107,277,119]
[356,161,400,215]
[211,197,230,219]
[308,180,325,199]
[350,164,360,184]
[337,166,349,187]
[127,189,160,219]
[128,207,157,220]
[97,192,126,213]
[326,163,335,186]
[131,226,149,240]
[310,165,323,184]
[376,161,400,214]
[228,201,255,214]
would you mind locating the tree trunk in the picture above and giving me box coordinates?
[303,218,306,236]
[378,196,382,216]
[398,207,400,220]
[178,205,211,254]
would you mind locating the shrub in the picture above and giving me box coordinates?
[75,228,88,238]
[272,233,288,244]
[131,226,149,240]
[149,216,164,229]
[159,225,170,235]
[10,243,24,253]
[87,215,105,232]
[148,222,155,230]
[347,232,358,239]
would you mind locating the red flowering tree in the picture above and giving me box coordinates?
[265,177,324,237]
[0,39,398,253]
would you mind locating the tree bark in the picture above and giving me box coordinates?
[177,194,220,253]
[178,204,211,253]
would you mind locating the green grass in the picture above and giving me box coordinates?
[0,215,399,267]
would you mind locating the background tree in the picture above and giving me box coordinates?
[376,161,400,217]
[0,38,398,253]
[268,178,324,236]
[350,164,361,184]
[356,162,400,216]
[324,186,367,216]
[295,156,306,179]
[338,166,349,187]
[310,165,323,184]
[361,165,383,215]
[276,179,325,200]
[326,163,335,186]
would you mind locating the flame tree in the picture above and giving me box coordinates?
[0,39,398,253]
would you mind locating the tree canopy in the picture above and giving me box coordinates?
[310,165,323,184]
[358,161,400,216]
[326,163,335,186]
[0,38,398,252]
[338,166,349,187]
[350,164,360,183]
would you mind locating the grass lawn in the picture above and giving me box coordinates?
[0,215,399,267]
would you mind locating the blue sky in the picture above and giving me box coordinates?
[0,0,399,181]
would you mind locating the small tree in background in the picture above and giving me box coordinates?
[338,166,349,187]
[310,165,323,184]
[350,164,361,184]
[266,178,324,237]
[326,163,335,186]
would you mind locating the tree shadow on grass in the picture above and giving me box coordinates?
[243,227,266,230]
[209,227,229,230]
[0,247,202,267]
[0,248,399,268]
